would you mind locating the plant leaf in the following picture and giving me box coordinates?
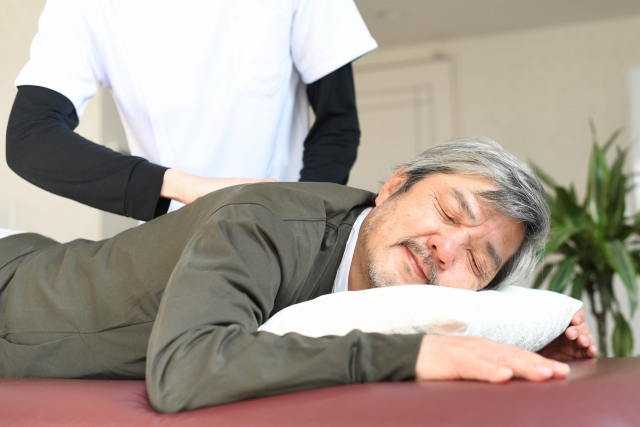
[631,212,640,236]
[602,127,623,153]
[548,258,576,293]
[587,142,610,228]
[571,272,589,300]
[529,161,559,189]
[612,312,634,357]
[532,264,554,289]
[541,226,581,261]
[603,240,639,315]
[555,187,584,228]
[589,118,598,145]
[606,147,628,231]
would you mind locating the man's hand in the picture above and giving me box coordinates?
[538,308,597,360]
[415,335,570,383]
[161,169,277,204]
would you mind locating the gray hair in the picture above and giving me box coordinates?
[393,136,550,290]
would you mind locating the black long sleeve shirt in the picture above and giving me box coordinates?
[6,63,360,221]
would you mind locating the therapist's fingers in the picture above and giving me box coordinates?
[161,169,278,204]
[190,177,277,202]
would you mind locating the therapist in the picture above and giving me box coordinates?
[6,0,377,221]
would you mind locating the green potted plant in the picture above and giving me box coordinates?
[531,122,638,357]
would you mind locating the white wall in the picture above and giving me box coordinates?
[0,0,104,242]
[355,14,640,192]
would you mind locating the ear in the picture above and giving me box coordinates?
[375,167,408,206]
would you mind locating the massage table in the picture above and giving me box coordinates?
[1,358,638,426]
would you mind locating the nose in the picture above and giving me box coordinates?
[426,234,458,270]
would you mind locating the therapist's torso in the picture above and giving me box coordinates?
[16,0,377,183]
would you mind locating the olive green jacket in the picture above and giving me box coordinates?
[0,183,423,412]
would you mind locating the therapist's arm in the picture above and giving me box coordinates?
[300,62,360,184]
[6,85,170,220]
[6,86,272,220]
[160,170,275,206]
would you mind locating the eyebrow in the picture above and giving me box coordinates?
[486,241,502,272]
[452,188,476,222]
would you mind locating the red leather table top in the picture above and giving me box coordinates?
[1,358,639,426]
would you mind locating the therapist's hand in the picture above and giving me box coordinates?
[415,335,570,383]
[537,309,597,360]
[161,169,277,204]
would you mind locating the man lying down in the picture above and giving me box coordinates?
[0,137,596,413]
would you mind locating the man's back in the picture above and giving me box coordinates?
[0,183,376,380]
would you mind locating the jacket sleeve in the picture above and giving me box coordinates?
[6,85,170,220]
[299,63,360,185]
[145,203,422,413]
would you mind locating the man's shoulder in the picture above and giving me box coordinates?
[198,182,375,223]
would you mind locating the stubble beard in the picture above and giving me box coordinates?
[361,197,440,289]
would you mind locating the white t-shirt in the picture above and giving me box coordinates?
[16,0,377,187]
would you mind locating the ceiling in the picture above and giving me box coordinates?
[354,0,640,47]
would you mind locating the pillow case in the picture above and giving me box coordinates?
[258,285,583,352]
[0,228,26,239]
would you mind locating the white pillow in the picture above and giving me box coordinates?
[259,285,583,352]
[0,228,26,239]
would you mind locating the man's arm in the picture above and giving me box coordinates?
[415,309,595,384]
[299,63,360,184]
[146,203,422,413]
[538,309,598,360]
[416,335,570,382]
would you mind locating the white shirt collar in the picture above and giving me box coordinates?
[331,207,372,294]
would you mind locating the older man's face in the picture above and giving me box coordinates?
[349,172,525,292]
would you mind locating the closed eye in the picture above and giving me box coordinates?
[469,249,490,283]
[468,249,481,277]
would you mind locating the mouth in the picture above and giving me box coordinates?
[404,246,428,282]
